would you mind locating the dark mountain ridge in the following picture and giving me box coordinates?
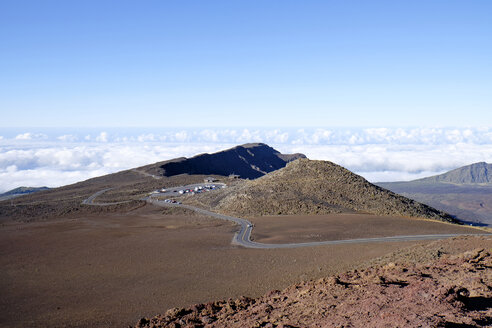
[156,143,306,179]
[0,143,305,222]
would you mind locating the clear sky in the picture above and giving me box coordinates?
[0,0,491,127]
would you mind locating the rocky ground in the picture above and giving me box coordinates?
[136,236,492,328]
[189,159,457,223]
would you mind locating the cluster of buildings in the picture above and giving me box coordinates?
[178,184,217,195]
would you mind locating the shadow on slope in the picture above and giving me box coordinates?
[159,143,305,179]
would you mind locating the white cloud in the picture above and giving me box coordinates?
[237,129,262,143]
[15,133,32,140]
[357,170,445,183]
[311,129,332,144]
[277,143,492,182]
[1,127,492,192]
[15,132,47,140]
[0,167,111,192]
[57,134,78,142]
[265,129,290,143]
[0,141,231,192]
[173,131,189,142]
[95,132,108,142]
[200,129,219,142]
[137,134,156,142]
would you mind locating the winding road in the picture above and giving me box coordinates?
[84,186,491,249]
[82,188,131,206]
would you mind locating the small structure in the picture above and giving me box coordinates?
[204,177,217,183]
[228,174,240,179]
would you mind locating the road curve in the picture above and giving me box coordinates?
[82,188,131,206]
[84,188,491,249]
[146,196,491,249]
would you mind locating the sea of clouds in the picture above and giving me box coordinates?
[1,127,491,193]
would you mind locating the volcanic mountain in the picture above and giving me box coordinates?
[1,144,458,224]
[414,162,492,184]
[143,143,306,179]
[0,144,304,222]
[189,158,457,223]
[377,162,492,226]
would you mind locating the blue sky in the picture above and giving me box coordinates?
[1,0,491,127]
[1,1,492,190]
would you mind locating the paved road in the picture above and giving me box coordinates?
[82,188,131,206]
[85,187,491,249]
[146,193,491,249]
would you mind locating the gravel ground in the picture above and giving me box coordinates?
[2,205,448,327]
[136,236,492,328]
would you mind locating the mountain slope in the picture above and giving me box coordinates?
[415,162,492,184]
[148,143,306,179]
[191,159,457,222]
[377,162,492,226]
[0,144,304,222]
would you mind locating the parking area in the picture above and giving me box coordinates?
[148,183,226,203]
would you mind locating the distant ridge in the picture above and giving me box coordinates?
[377,162,492,226]
[154,143,306,179]
[414,162,492,184]
[0,186,50,201]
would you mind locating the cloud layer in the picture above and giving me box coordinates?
[4,127,492,146]
[1,127,491,193]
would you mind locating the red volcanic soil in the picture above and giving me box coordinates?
[136,236,492,328]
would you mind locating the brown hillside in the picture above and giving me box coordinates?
[193,159,457,222]
[0,170,225,222]
[0,143,305,223]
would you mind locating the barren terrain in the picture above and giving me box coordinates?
[1,148,489,327]
[138,236,491,328]
[1,204,483,327]
[0,170,226,222]
[249,213,482,244]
